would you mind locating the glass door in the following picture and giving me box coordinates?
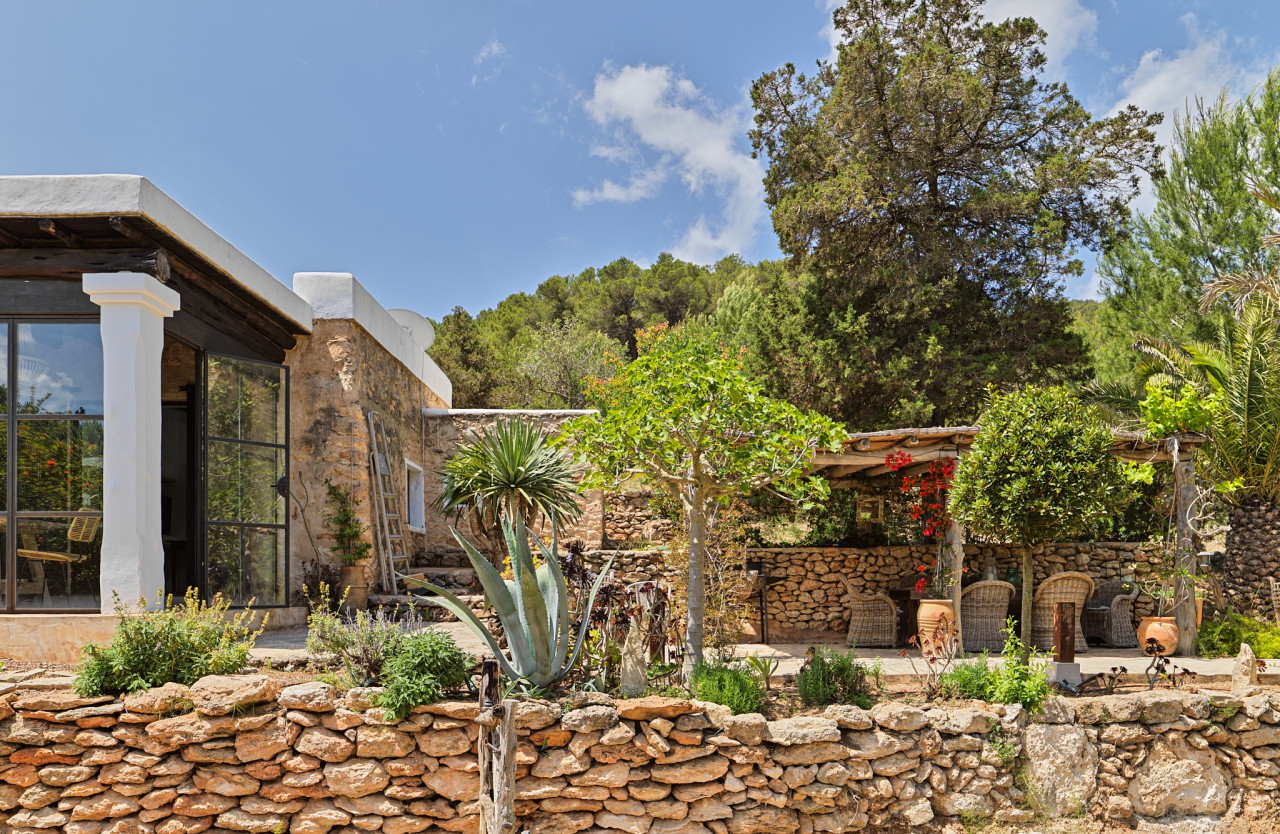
[203,353,288,607]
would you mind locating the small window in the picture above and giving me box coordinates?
[405,459,425,531]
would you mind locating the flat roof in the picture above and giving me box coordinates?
[0,175,314,331]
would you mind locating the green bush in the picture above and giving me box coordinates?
[75,589,264,696]
[306,601,420,685]
[690,663,765,715]
[939,653,994,700]
[986,627,1052,712]
[796,648,881,708]
[375,629,474,719]
[1197,614,1280,658]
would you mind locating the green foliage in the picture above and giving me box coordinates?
[518,319,624,410]
[306,603,420,686]
[404,516,613,690]
[75,589,264,696]
[690,663,766,715]
[1197,614,1280,658]
[937,628,1052,712]
[939,653,994,701]
[796,648,881,708]
[437,416,583,539]
[1139,382,1219,439]
[1094,71,1280,389]
[323,480,371,565]
[743,655,780,690]
[374,629,474,719]
[563,325,845,666]
[749,0,1159,427]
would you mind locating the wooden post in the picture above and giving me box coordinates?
[944,463,965,653]
[1053,602,1075,664]
[476,659,516,834]
[1172,452,1199,657]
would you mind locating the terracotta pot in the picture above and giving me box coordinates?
[341,564,369,611]
[1137,616,1178,654]
[916,599,957,656]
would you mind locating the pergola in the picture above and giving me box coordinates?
[810,426,1207,655]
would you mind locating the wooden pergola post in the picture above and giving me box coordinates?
[1172,450,1198,656]
[945,506,966,654]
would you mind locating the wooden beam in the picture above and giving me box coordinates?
[38,219,82,247]
[0,248,170,279]
[109,216,152,245]
[0,226,19,247]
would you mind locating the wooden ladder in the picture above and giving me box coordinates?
[367,411,412,593]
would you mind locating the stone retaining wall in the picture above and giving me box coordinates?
[1,678,1277,834]
[604,492,674,547]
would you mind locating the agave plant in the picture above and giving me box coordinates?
[403,516,613,689]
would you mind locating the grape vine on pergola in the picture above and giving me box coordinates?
[808,426,1207,656]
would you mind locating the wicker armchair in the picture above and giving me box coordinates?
[839,576,898,648]
[1271,576,1280,625]
[1031,571,1094,652]
[960,580,1016,652]
[1082,581,1139,648]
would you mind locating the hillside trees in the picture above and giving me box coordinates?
[749,0,1162,428]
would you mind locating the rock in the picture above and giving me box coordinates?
[562,705,620,733]
[994,809,1036,823]
[192,768,259,797]
[725,806,798,834]
[720,715,766,746]
[932,791,990,817]
[355,726,416,758]
[620,630,648,698]
[1240,725,1280,747]
[322,759,390,798]
[187,676,279,716]
[599,723,636,746]
[897,797,933,825]
[1034,697,1075,724]
[383,816,434,834]
[288,799,352,834]
[615,698,697,721]
[770,742,852,766]
[416,728,472,757]
[333,794,404,816]
[927,707,995,735]
[1233,643,1261,694]
[1022,724,1097,817]
[688,798,732,821]
[1106,795,1134,820]
[651,820,712,834]
[214,809,289,833]
[870,702,927,732]
[1128,734,1230,816]
[763,718,840,746]
[422,768,481,801]
[235,717,290,762]
[71,791,144,820]
[820,705,872,730]
[12,691,113,711]
[145,714,235,746]
[515,777,569,800]
[650,755,730,784]
[628,780,672,801]
[525,811,595,834]
[38,764,96,786]
[156,819,212,834]
[279,683,337,713]
[596,810,653,834]
[6,806,69,828]
[515,701,561,731]
[841,729,911,760]
[533,749,592,778]
[692,701,731,729]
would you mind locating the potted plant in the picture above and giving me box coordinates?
[1136,560,1179,650]
[914,558,958,654]
[324,479,373,610]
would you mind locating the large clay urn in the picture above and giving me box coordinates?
[1137,616,1178,654]
[341,564,369,611]
[916,599,958,656]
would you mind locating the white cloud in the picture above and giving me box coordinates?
[817,0,841,64]
[471,38,507,87]
[575,64,767,264]
[981,0,1097,79]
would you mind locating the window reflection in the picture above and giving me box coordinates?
[15,324,104,414]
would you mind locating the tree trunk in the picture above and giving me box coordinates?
[1224,498,1280,616]
[1172,456,1198,656]
[1019,544,1033,663]
[683,497,708,677]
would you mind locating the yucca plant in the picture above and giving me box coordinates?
[436,417,583,557]
[403,516,613,690]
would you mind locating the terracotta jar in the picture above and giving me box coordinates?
[1137,616,1179,653]
[341,564,369,610]
[916,599,958,656]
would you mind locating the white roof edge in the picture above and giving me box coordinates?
[0,175,314,331]
[293,272,453,407]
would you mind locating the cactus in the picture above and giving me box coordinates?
[403,516,614,689]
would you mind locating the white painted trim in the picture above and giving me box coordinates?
[404,458,425,533]
[0,175,313,331]
[83,271,181,317]
[292,272,453,406]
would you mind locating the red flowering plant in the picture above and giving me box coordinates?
[887,451,961,598]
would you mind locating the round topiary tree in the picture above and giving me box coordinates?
[950,386,1133,653]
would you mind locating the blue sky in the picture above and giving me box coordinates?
[2,1,1278,319]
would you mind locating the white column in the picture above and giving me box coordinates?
[83,272,180,608]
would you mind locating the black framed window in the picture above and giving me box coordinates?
[203,353,288,607]
[0,320,105,612]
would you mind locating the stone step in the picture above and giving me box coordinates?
[404,566,479,591]
[368,592,490,622]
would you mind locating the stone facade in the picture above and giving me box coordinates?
[420,411,605,564]
[1224,499,1280,615]
[287,319,449,595]
[604,491,675,547]
[1,679,1277,834]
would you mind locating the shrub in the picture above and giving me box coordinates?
[938,653,994,701]
[690,663,765,715]
[375,629,474,719]
[986,627,1052,712]
[797,648,881,708]
[1197,614,1280,658]
[306,602,425,685]
[75,589,264,696]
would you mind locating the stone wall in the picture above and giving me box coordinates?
[604,492,675,547]
[1224,499,1280,615]
[287,319,450,595]
[0,679,1277,834]
[420,411,605,564]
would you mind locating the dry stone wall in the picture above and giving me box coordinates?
[0,680,1277,834]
